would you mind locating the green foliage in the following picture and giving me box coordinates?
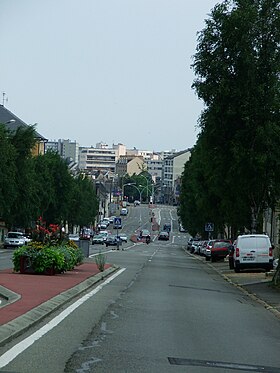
[95,251,106,272]
[0,124,17,222]
[12,243,84,274]
[180,0,280,237]
[8,125,38,228]
[121,172,153,202]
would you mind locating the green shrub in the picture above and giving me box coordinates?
[12,243,84,274]
[95,252,106,272]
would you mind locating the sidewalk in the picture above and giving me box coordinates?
[183,247,280,319]
[0,261,119,346]
[198,253,280,319]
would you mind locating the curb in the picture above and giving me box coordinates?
[182,247,280,320]
[0,265,120,347]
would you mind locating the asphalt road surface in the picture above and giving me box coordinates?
[1,205,280,372]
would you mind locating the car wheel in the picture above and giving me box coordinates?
[234,262,240,273]
[205,256,210,261]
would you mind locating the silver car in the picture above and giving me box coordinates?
[4,232,27,249]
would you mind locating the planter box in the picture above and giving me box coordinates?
[19,256,55,275]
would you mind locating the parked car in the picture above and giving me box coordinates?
[199,240,208,256]
[100,221,109,230]
[68,233,80,242]
[134,200,140,206]
[229,234,274,272]
[191,240,200,254]
[158,231,169,241]
[109,216,116,224]
[187,237,194,250]
[80,228,92,240]
[4,232,27,249]
[205,239,232,262]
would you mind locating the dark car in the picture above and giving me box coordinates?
[105,234,119,247]
[163,223,171,233]
[205,239,232,262]
[158,231,169,241]
[138,229,151,241]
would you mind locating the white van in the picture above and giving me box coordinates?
[230,234,273,273]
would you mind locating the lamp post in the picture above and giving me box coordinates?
[122,182,136,203]
[139,174,150,202]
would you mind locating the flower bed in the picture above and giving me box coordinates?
[13,240,84,275]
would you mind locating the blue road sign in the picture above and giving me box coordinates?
[114,217,122,225]
[205,222,214,232]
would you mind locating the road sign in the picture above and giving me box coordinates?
[205,222,214,232]
[114,217,122,226]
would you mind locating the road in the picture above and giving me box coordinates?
[1,205,280,372]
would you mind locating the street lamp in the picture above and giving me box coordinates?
[139,174,151,202]
[122,182,136,202]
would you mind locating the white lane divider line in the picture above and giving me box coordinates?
[0,268,126,368]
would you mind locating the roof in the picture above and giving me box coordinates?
[0,104,47,141]
[164,148,192,160]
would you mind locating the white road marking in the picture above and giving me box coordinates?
[0,268,126,368]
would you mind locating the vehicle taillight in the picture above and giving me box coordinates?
[236,247,240,257]
[269,247,273,257]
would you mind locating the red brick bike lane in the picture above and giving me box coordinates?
[0,262,111,325]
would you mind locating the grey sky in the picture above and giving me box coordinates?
[1,0,220,152]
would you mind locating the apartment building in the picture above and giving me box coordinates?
[162,149,191,204]
[115,155,145,177]
[79,143,117,173]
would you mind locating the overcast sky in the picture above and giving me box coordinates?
[1,0,220,152]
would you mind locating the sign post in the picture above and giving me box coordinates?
[114,217,122,250]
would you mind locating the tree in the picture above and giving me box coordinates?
[32,151,73,225]
[0,124,17,224]
[187,0,280,234]
[8,125,37,229]
[68,175,98,229]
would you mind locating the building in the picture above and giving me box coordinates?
[115,155,145,177]
[45,139,79,163]
[0,104,47,155]
[79,144,117,174]
[147,157,163,183]
[162,149,191,204]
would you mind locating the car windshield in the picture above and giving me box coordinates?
[142,230,150,235]
[7,233,23,238]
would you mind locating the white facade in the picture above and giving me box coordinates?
[162,149,191,204]
[79,146,117,173]
[147,158,163,182]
